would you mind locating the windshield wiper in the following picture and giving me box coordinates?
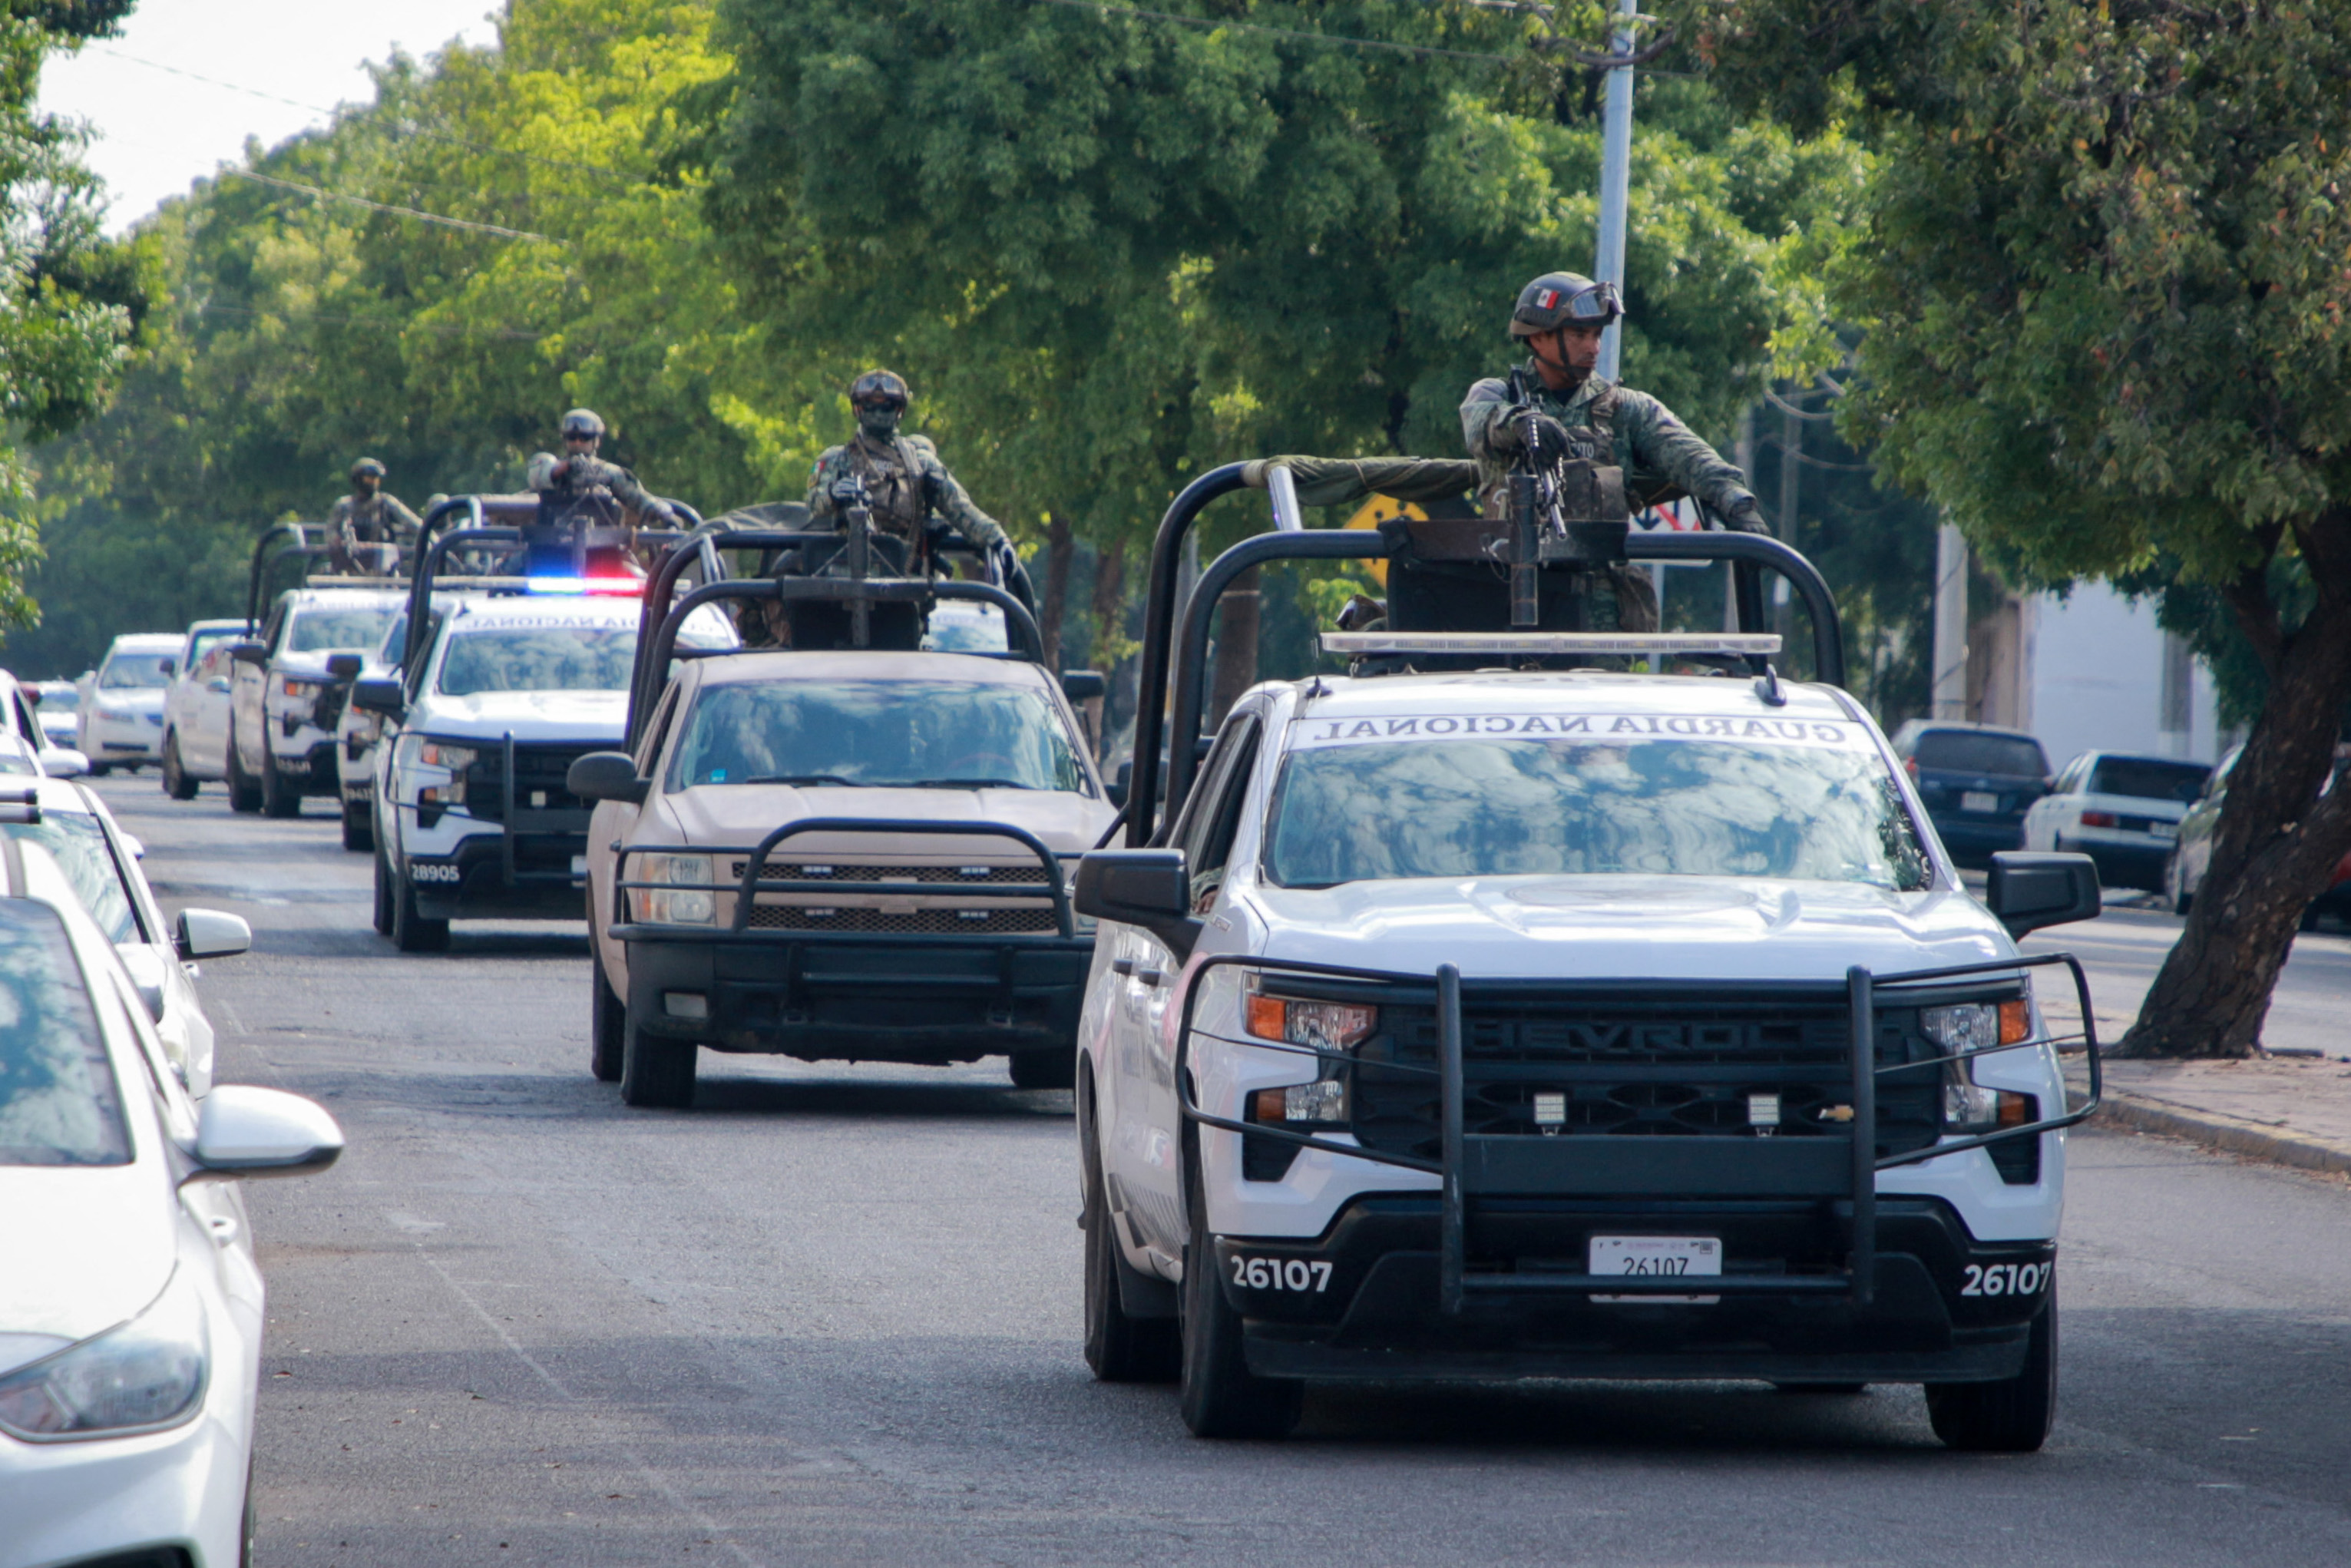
[903,777,1037,791]
[743,774,862,786]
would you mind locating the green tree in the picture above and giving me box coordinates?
[1704,0,2351,1057]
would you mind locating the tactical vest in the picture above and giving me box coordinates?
[842,433,931,540]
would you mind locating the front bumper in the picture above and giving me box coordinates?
[403,823,587,921]
[1223,1194,2052,1384]
[617,926,1095,1062]
[0,1404,249,1568]
[269,736,342,796]
[88,715,163,760]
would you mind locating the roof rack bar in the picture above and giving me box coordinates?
[1318,631,1784,657]
[1630,531,1843,685]
[403,525,521,672]
[1127,464,1253,849]
[1163,529,1387,832]
[631,528,835,735]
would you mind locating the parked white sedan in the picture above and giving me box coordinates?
[0,839,340,1568]
[78,633,184,775]
[2022,750,2211,893]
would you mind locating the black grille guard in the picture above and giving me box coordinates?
[1170,950,2101,1312]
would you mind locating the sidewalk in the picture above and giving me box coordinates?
[2028,899,2351,1179]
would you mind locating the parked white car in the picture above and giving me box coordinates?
[159,618,251,801]
[76,633,184,774]
[0,835,338,1568]
[355,590,737,951]
[2022,749,2212,893]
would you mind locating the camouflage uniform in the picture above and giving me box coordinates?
[1460,366,1756,522]
[327,490,422,572]
[806,432,1009,553]
[542,453,673,525]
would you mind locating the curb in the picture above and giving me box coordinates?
[2090,1090,2351,1179]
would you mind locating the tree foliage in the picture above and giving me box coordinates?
[1701,0,2351,1056]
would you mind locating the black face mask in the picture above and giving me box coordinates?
[856,402,905,439]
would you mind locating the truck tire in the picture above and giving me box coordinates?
[389,867,450,952]
[589,948,626,1083]
[226,726,263,814]
[1177,1147,1302,1438]
[371,845,395,936]
[340,799,372,852]
[619,999,696,1108]
[1083,1088,1179,1382]
[161,733,198,800]
[260,749,299,819]
[1926,1290,2057,1452]
[1010,1044,1076,1090]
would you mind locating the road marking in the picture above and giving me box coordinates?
[413,1248,764,1568]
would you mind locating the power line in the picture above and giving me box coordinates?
[88,46,638,189]
[187,300,547,342]
[223,170,561,243]
[1027,0,1516,64]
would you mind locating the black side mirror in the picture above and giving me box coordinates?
[157,657,177,678]
[1073,849,1200,958]
[228,640,268,667]
[567,750,648,806]
[1060,670,1106,703]
[1107,759,1131,809]
[326,653,362,680]
[349,677,406,720]
[1986,851,2101,938]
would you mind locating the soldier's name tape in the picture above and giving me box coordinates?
[1293,714,1868,749]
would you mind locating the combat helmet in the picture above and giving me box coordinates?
[849,369,910,412]
[559,408,606,441]
[349,457,385,481]
[1509,272,1623,337]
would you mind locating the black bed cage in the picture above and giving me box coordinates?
[1120,458,1850,849]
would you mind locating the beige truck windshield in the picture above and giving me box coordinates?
[673,679,1088,793]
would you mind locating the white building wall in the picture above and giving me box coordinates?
[2029,582,2220,768]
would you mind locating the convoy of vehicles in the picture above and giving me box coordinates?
[76,633,183,774]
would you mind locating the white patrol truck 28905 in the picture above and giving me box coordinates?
[1069,461,2103,1451]
[356,591,736,951]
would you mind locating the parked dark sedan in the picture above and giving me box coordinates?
[1890,720,2052,868]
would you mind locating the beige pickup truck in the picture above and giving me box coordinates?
[571,647,1116,1107]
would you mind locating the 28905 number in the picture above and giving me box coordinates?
[1960,1261,2049,1298]
[1229,1255,1332,1293]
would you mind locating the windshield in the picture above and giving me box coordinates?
[1911,730,2046,776]
[35,685,78,712]
[98,652,173,690]
[0,742,37,777]
[4,813,139,944]
[0,901,127,1167]
[1265,719,1931,891]
[289,606,400,655]
[185,629,239,669]
[2088,756,2210,803]
[674,679,1089,792]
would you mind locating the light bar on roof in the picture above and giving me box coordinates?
[1318,632,1782,657]
[524,575,645,597]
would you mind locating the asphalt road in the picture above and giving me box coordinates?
[98,775,2351,1567]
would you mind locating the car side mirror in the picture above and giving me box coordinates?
[1986,851,2101,938]
[1073,849,1201,958]
[186,1085,344,1182]
[1107,759,1131,810]
[1060,670,1106,703]
[176,908,252,961]
[38,746,88,778]
[350,677,406,719]
[228,640,267,667]
[157,657,176,678]
[326,653,363,680]
[567,750,648,806]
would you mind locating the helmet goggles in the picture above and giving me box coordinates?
[1510,275,1624,336]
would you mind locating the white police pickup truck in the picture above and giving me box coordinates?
[354,590,736,951]
[1068,460,2102,1451]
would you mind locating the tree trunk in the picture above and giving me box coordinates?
[2121,518,2351,1057]
[1037,511,1073,671]
[1209,566,1261,727]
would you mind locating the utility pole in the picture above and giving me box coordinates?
[1932,521,1970,720]
[1592,0,1637,382]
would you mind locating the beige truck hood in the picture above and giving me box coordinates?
[662,783,1116,862]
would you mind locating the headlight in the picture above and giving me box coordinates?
[1943,1057,2039,1135]
[418,740,476,771]
[1245,989,1377,1052]
[632,853,715,925]
[0,1270,209,1441]
[1920,1000,2031,1054]
[281,678,322,700]
[1248,1080,1349,1124]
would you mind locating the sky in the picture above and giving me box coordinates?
[35,0,506,233]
